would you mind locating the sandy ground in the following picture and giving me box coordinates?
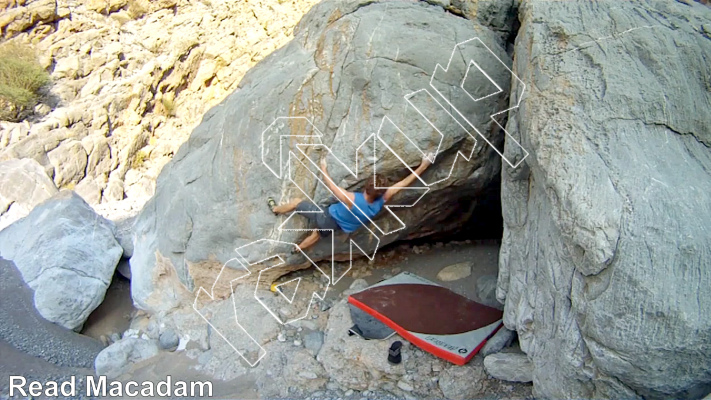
[328,240,501,302]
[106,352,259,400]
[81,274,135,342]
[0,259,103,400]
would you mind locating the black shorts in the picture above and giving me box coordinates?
[295,201,340,237]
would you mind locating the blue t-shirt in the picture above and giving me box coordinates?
[328,193,385,233]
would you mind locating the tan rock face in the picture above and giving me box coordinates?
[85,0,128,14]
[0,0,58,39]
[0,0,320,217]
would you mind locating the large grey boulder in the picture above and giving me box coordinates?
[131,0,513,311]
[0,191,123,330]
[499,0,711,399]
[0,158,58,231]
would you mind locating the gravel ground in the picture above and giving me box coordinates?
[304,389,409,400]
[0,259,103,399]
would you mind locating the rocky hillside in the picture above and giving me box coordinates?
[0,0,319,228]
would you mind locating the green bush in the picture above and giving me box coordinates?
[160,97,176,117]
[0,42,50,121]
[132,150,148,169]
[127,0,148,19]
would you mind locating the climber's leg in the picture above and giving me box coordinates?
[296,230,321,251]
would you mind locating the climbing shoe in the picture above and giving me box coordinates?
[267,197,277,215]
[388,341,402,364]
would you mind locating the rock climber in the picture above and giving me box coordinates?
[268,153,434,251]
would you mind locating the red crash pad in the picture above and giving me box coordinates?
[348,271,503,365]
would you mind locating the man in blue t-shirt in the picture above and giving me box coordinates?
[268,154,433,251]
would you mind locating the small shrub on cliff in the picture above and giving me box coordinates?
[127,0,148,19]
[160,98,176,117]
[132,150,148,169]
[0,42,50,121]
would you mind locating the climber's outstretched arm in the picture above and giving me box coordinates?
[320,158,355,208]
[383,154,433,203]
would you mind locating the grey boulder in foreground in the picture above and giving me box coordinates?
[0,191,123,331]
[499,0,711,398]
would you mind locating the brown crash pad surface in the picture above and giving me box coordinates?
[350,283,502,335]
[348,272,503,365]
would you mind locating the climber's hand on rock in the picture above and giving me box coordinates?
[421,152,435,168]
